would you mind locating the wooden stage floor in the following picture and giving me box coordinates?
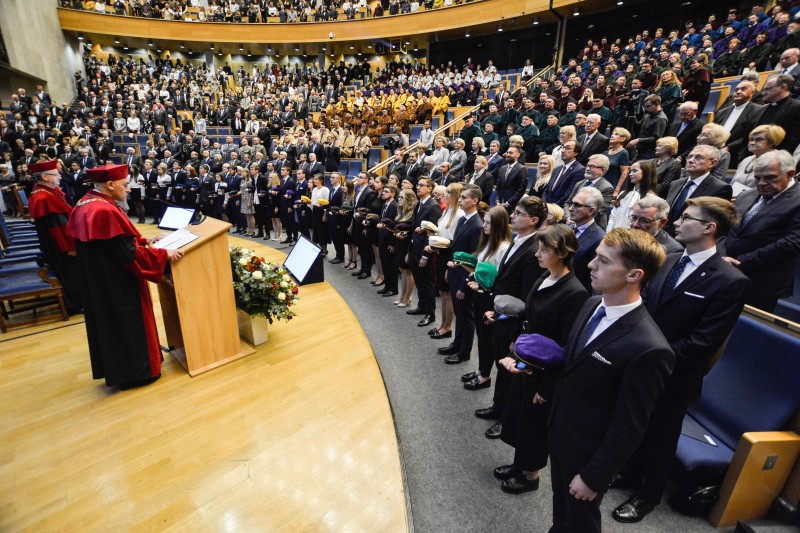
[0,228,408,532]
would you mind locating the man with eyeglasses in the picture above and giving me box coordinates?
[27,160,83,314]
[576,113,608,166]
[628,196,684,254]
[627,95,668,160]
[664,145,732,235]
[569,187,607,291]
[666,101,703,162]
[719,150,800,311]
[406,178,443,326]
[610,197,749,524]
[755,74,800,153]
[566,154,614,230]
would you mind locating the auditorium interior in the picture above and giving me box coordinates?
[3,0,800,531]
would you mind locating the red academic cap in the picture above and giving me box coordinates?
[86,164,129,183]
[27,160,58,173]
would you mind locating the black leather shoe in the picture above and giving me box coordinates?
[464,376,490,390]
[437,343,458,355]
[485,422,502,439]
[352,270,365,276]
[427,328,439,335]
[612,495,656,523]
[377,288,389,294]
[417,314,435,327]
[406,308,425,315]
[330,258,344,264]
[461,371,479,383]
[502,474,540,494]
[493,464,518,481]
[445,354,468,364]
[382,290,398,297]
[357,271,371,280]
[280,238,292,244]
[430,330,452,340]
[474,407,500,419]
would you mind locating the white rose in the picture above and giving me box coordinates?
[251,271,263,280]
[277,292,286,301]
[280,281,288,288]
[282,274,291,282]
[238,257,249,266]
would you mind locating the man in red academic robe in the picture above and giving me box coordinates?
[27,160,83,313]
[67,164,183,390]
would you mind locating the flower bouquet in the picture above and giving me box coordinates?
[229,246,299,324]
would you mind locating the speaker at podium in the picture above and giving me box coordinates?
[283,235,325,285]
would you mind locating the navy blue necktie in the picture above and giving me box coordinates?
[671,181,694,214]
[579,306,607,348]
[662,256,692,297]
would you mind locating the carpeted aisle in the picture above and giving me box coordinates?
[249,235,722,533]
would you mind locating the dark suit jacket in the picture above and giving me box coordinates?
[713,101,764,162]
[467,171,495,203]
[494,162,528,209]
[404,162,425,185]
[485,152,504,176]
[664,175,733,234]
[493,235,544,301]
[448,214,483,292]
[549,297,675,492]
[655,229,684,254]
[756,96,800,153]
[666,118,704,162]
[410,197,443,261]
[566,177,614,230]
[644,252,749,402]
[576,133,609,166]
[573,222,605,291]
[542,161,586,208]
[718,185,800,310]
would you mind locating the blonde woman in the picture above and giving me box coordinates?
[432,136,450,169]
[527,154,556,198]
[551,125,576,167]
[731,124,785,191]
[603,127,631,196]
[427,182,464,339]
[393,188,417,307]
[267,172,283,241]
[694,123,732,180]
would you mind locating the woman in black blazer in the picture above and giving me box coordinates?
[495,224,590,494]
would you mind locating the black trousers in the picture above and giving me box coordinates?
[550,453,605,533]
[625,395,689,505]
[379,243,398,291]
[282,207,297,240]
[450,279,475,359]
[357,226,375,272]
[254,200,268,234]
[410,257,436,313]
[329,217,344,259]
[473,291,495,377]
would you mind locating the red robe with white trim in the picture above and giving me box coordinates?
[66,190,168,387]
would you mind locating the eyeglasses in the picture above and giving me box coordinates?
[510,210,531,218]
[628,214,656,225]
[678,213,711,224]
[585,164,604,169]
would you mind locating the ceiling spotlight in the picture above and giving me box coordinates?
[210,43,215,49]
[330,50,334,56]
[367,41,372,48]
[114,35,120,44]
[239,44,244,51]
[188,50,193,55]
[573,6,579,16]
[148,39,154,47]
[414,45,418,51]
[294,45,299,51]
[217,51,222,56]
[322,45,326,51]
[156,49,161,53]
[275,51,280,57]
[267,45,272,53]
[123,44,129,50]
[497,23,503,32]
[350,44,354,49]
[405,39,410,45]
[180,42,185,49]
[357,50,362,56]
[78,33,84,40]
[247,50,252,57]
[303,51,308,57]
[465,30,471,37]
[533,17,539,25]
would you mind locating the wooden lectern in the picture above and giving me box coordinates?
[158,217,254,376]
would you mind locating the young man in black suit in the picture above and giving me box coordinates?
[327,173,345,264]
[611,197,750,523]
[407,177,443,327]
[549,229,675,533]
[466,155,495,203]
[377,185,400,296]
[719,150,800,311]
[664,145,733,235]
[440,185,484,364]
[350,172,377,279]
[278,166,297,243]
[475,196,546,437]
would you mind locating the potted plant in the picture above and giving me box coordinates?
[229,246,299,344]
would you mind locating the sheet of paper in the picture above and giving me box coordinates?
[731,181,751,197]
[152,228,200,250]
